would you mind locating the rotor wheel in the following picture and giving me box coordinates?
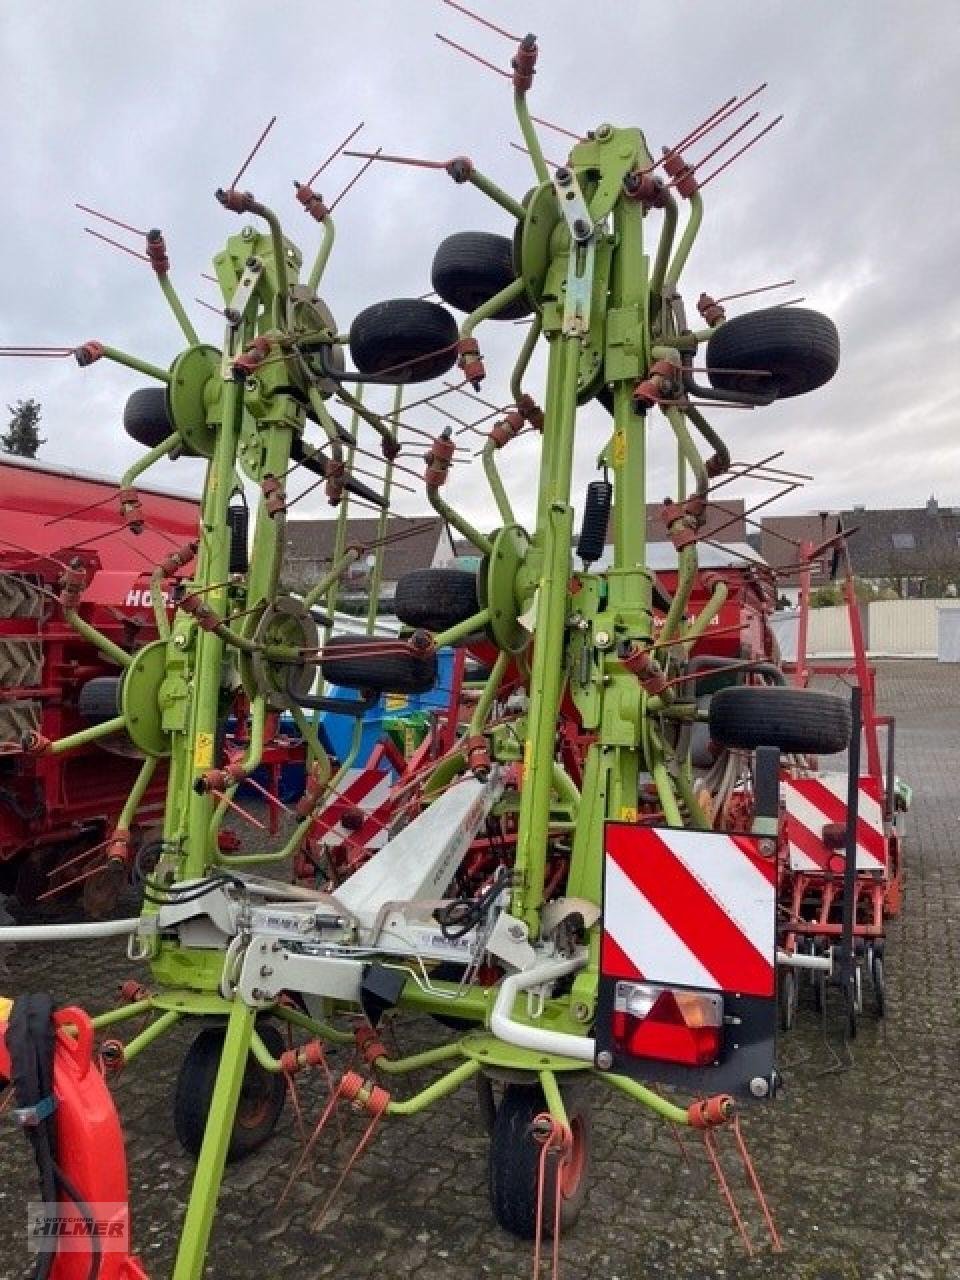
[319,634,437,694]
[348,298,459,383]
[489,1083,591,1241]
[123,386,175,449]
[709,685,851,755]
[173,1022,286,1163]
[706,306,839,400]
[431,231,532,320]
[394,568,481,635]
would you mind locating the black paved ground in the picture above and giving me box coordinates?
[1,661,958,1279]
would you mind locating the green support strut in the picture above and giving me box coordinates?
[171,1000,256,1280]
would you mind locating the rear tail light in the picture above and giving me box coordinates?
[611,980,723,1067]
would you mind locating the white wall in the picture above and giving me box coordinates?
[772,599,960,660]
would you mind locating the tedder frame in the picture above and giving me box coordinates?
[0,13,847,1277]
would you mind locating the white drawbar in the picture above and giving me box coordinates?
[489,951,594,1062]
[0,918,141,943]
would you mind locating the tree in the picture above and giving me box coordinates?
[809,577,891,608]
[2,398,45,458]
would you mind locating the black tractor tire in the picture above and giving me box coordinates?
[709,685,851,755]
[489,1083,591,1241]
[173,1022,286,1163]
[319,634,437,694]
[0,573,45,621]
[349,298,459,384]
[123,387,175,448]
[394,568,480,635]
[431,231,532,320]
[706,307,839,400]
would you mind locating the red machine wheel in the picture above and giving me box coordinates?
[173,1022,286,1163]
[488,1083,591,1240]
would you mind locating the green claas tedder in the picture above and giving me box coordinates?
[0,9,847,1277]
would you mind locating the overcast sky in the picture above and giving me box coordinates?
[2,1,956,533]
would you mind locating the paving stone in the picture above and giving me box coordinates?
[0,661,957,1279]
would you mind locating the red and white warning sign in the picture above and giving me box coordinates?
[602,826,776,999]
[312,767,394,851]
[783,773,886,876]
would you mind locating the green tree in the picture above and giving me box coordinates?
[809,577,887,607]
[2,399,45,458]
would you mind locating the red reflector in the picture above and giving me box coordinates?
[612,987,722,1067]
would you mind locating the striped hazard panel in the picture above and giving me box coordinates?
[784,774,886,875]
[602,826,776,999]
[312,768,393,850]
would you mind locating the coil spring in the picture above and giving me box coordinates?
[227,505,250,575]
[576,479,613,565]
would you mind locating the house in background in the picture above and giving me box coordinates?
[284,500,753,613]
[284,515,456,612]
[761,498,960,604]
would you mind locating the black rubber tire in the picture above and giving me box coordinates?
[709,686,851,755]
[78,676,121,722]
[173,1022,286,1163]
[872,953,885,1018]
[706,307,839,400]
[319,634,437,694]
[813,969,827,1015]
[394,568,480,634]
[431,231,532,320]
[778,967,797,1033]
[14,845,67,916]
[123,387,174,448]
[81,861,126,920]
[477,1075,498,1134]
[349,298,459,383]
[846,970,861,1040]
[489,1083,591,1241]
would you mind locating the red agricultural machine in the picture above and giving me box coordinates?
[775,526,908,1033]
[0,455,199,917]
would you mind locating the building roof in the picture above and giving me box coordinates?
[285,514,447,583]
[594,541,766,572]
[652,497,746,544]
[760,514,835,586]
[594,499,747,548]
[842,500,960,579]
[761,499,960,586]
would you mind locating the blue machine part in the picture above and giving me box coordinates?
[315,648,456,769]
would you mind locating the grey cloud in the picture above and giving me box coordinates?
[1,0,955,531]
